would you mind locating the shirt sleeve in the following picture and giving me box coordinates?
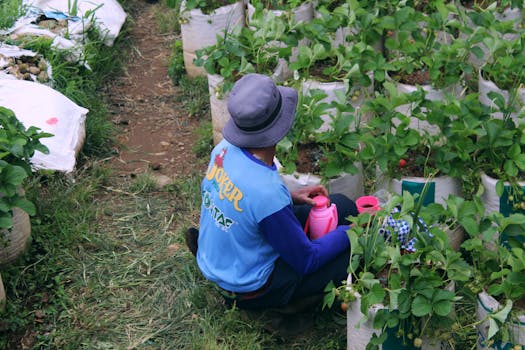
[259,204,350,275]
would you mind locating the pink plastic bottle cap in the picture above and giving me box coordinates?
[312,195,329,208]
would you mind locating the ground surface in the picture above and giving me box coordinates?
[106,1,202,181]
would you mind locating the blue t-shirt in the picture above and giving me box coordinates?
[197,140,292,293]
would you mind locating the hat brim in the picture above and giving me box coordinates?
[222,86,298,148]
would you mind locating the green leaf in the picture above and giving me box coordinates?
[412,295,432,317]
[432,291,454,316]
[12,198,35,216]
[503,159,518,177]
[491,299,512,324]
[366,283,386,307]
[0,214,12,229]
[487,318,499,340]
[496,180,504,197]
[7,164,27,182]
[398,289,411,315]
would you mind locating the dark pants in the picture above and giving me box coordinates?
[226,194,358,310]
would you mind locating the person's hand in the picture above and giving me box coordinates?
[291,185,329,206]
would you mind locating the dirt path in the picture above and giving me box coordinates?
[106,1,202,182]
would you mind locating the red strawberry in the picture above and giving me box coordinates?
[399,159,407,168]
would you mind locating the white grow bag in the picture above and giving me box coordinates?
[302,78,373,132]
[346,275,451,350]
[180,1,246,78]
[393,78,465,136]
[246,1,315,81]
[0,273,5,311]
[476,291,525,350]
[207,74,231,145]
[480,172,525,217]
[478,70,525,124]
[378,174,463,207]
[0,79,88,173]
[276,158,365,201]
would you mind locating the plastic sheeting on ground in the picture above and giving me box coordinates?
[22,0,127,46]
[0,0,126,65]
[0,79,88,173]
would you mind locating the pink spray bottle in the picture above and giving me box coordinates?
[303,195,338,240]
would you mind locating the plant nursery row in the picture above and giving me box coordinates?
[180,0,525,349]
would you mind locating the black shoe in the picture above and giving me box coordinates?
[184,228,199,257]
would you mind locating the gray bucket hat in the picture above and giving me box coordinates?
[222,73,298,148]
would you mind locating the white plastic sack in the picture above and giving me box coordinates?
[302,78,373,132]
[476,291,525,349]
[478,70,525,124]
[377,173,463,206]
[247,2,315,81]
[0,79,88,173]
[0,8,89,65]
[180,1,246,78]
[0,43,53,85]
[480,172,525,217]
[0,273,5,310]
[392,77,465,136]
[346,275,448,350]
[207,74,230,145]
[22,0,127,46]
[276,158,365,200]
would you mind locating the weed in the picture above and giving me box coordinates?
[0,0,23,30]
[192,119,213,159]
[168,40,186,84]
[175,75,210,118]
[128,172,158,193]
[155,1,181,33]
[167,35,210,119]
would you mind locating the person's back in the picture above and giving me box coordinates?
[197,139,291,293]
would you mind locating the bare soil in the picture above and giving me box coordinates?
[105,1,204,182]
[391,69,431,85]
[296,143,323,174]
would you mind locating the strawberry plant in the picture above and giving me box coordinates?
[380,2,472,89]
[324,192,472,349]
[181,0,239,15]
[458,199,525,348]
[0,106,51,229]
[358,82,477,180]
[249,0,310,11]
[480,33,525,115]
[194,10,294,96]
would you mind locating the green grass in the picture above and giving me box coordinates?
[155,0,181,34]
[0,0,22,30]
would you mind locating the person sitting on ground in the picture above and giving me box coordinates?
[185,73,358,314]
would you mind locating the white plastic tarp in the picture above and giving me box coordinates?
[0,8,89,65]
[0,79,88,173]
[23,0,127,46]
[0,0,126,65]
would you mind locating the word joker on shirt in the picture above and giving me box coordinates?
[205,154,244,212]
